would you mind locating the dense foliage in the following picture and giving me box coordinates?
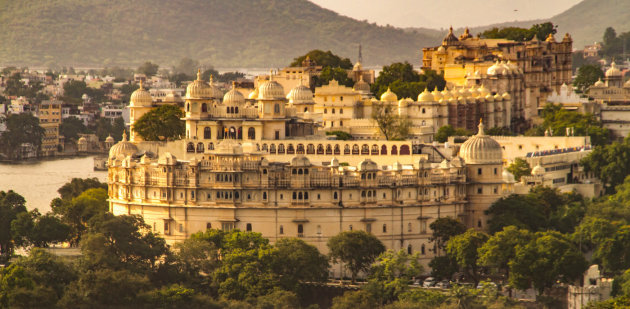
[526,103,610,146]
[574,64,605,93]
[371,62,445,99]
[133,104,185,141]
[481,22,557,41]
[0,113,45,160]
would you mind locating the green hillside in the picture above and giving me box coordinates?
[0,0,442,68]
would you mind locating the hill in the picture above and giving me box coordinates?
[0,0,442,69]
[464,0,630,49]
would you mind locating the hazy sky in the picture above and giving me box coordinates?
[310,0,583,29]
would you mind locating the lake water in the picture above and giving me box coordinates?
[0,156,107,213]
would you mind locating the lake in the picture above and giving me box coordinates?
[0,156,107,213]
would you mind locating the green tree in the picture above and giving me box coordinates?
[509,231,588,296]
[57,177,107,201]
[172,57,200,76]
[133,104,185,141]
[538,103,610,146]
[290,50,353,69]
[595,225,630,274]
[572,217,620,253]
[3,73,43,99]
[371,102,411,140]
[506,158,531,182]
[315,66,354,87]
[371,62,445,99]
[327,230,385,283]
[51,187,108,245]
[445,229,489,285]
[0,113,45,160]
[485,127,513,136]
[365,249,423,304]
[481,22,556,41]
[11,210,71,248]
[62,80,88,102]
[326,131,353,140]
[429,217,467,252]
[60,116,89,141]
[604,27,618,46]
[478,226,533,278]
[428,255,458,281]
[574,64,605,93]
[0,191,28,257]
[137,61,159,76]
[274,238,329,290]
[434,125,473,143]
[139,284,218,308]
[581,138,630,192]
[120,82,139,103]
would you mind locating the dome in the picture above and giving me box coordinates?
[432,89,443,101]
[353,61,363,71]
[593,78,605,88]
[258,74,285,100]
[606,61,622,77]
[330,157,339,167]
[459,87,472,98]
[358,159,378,171]
[437,45,447,54]
[208,75,222,99]
[500,61,512,75]
[353,75,371,93]
[380,87,398,102]
[531,163,545,176]
[77,136,87,144]
[478,85,490,97]
[624,79,630,88]
[109,132,138,159]
[442,26,460,46]
[186,70,213,99]
[469,86,480,98]
[506,61,519,73]
[130,80,153,107]
[223,82,245,105]
[287,82,314,103]
[485,94,494,102]
[441,89,452,100]
[163,89,183,103]
[459,120,503,164]
[248,88,259,99]
[502,169,515,183]
[418,88,434,102]
[105,135,115,143]
[487,61,503,76]
[398,98,408,107]
[291,155,311,167]
[494,93,502,101]
[502,92,511,100]
[545,33,556,43]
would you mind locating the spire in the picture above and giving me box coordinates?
[477,118,485,136]
[358,43,363,63]
[209,74,214,84]
[269,70,274,81]
[122,131,128,142]
[138,79,143,90]
[196,69,202,81]
[232,80,237,89]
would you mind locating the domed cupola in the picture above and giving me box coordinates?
[208,75,222,99]
[593,78,605,88]
[442,26,460,46]
[487,61,505,76]
[130,80,153,107]
[531,163,545,176]
[287,81,314,103]
[186,70,212,99]
[109,132,139,159]
[258,73,285,100]
[380,87,398,102]
[353,75,371,94]
[605,61,622,77]
[459,119,502,164]
[478,84,490,97]
[431,88,443,101]
[418,88,434,102]
[248,87,259,99]
[223,81,245,105]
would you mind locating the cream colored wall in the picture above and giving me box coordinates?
[490,136,591,161]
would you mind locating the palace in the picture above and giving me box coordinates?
[108,73,512,272]
[422,27,573,129]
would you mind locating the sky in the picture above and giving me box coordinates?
[309,0,583,29]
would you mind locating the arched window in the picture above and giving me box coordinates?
[186,103,190,112]
[383,224,387,233]
[361,144,369,155]
[297,169,303,175]
[297,144,305,154]
[262,144,268,151]
[293,192,297,199]
[187,143,195,153]
[326,144,332,155]
[307,144,315,154]
[317,144,324,154]
[344,144,351,155]
[287,144,295,154]
[391,145,398,155]
[352,144,359,155]
[333,192,338,199]
[381,145,387,155]
[371,144,379,155]
[235,106,239,113]
[197,143,204,153]
[324,108,327,114]
[334,144,340,155]
[332,108,335,114]
[246,223,252,231]
[400,145,410,155]
[298,192,303,199]
[274,104,280,113]
[263,192,267,199]
[248,127,256,139]
[208,142,214,150]
[407,244,412,254]
[237,127,242,139]
[277,144,285,154]
[204,127,211,139]
[298,224,304,235]
[269,144,276,154]
[202,103,207,113]
[279,225,284,234]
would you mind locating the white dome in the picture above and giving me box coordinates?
[593,79,605,88]
[258,75,285,100]
[418,88,434,102]
[531,163,545,176]
[130,81,153,107]
[248,88,259,99]
[502,169,515,183]
[223,83,245,105]
[287,83,313,103]
[431,89,443,101]
[109,132,138,159]
[606,61,623,77]
[380,87,398,102]
[459,120,502,164]
[186,70,213,99]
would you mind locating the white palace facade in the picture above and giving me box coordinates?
[108,72,512,272]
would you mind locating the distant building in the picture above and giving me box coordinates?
[38,100,63,156]
[583,42,602,58]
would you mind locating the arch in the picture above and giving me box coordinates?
[204,127,211,139]
[229,127,236,139]
[235,106,239,114]
[274,104,280,113]
[196,143,204,153]
[298,192,303,199]
[317,144,324,154]
[306,144,315,154]
[344,144,351,155]
[277,144,285,154]
[325,144,332,155]
[298,169,303,175]
[287,144,295,154]
[352,144,359,155]
[361,144,369,155]
[237,127,242,139]
[186,142,195,153]
[333,192,338,199]
[186,103,190,112]
[298,224,304,234]
[279,225,284,234]
[208,142,214,150]
[201,103,207,113]
[400,145,410,155]
[381,145,388,155]
[297,144,305,154]
[371,144,379,155]
[391,145,398,155]
[248,127,256,139]
[269,144,276,154]
[334,144,340,155]
[262,144,268,151]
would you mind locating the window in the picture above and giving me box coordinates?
[477,187,483,194]
[366,223,372,233]
[204,127,211,139]
[206,223,212,230]
[383,224,387,233]
[246,223,252,232]
[407,245,412,254]
[317,225,322,235]
[222,222,234,231]
[279,225,284,234]
[179,224,183,233]
[333,192,338,199]
[408,223,412,232]
[164,221,170,234]
[494,168,498,175]
[349,225,353,231]
[274,104,280,113]
[477,220,482,228]
[298,224,304,236]
[477,168,482,175]
[421,244,425,255]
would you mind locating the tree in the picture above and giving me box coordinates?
[172,57,200,76]
[485,127,513,136]
[538,103,610,146]
[0,191,28,257]
[428,255,458,281]
[133,104,185,141]
[429,217,467,252]
[137,61,159,77]
[445,229,489,285]
[0,113,45,160]
[581,138,630,192]
[434,125,473,143]
[57,178,107,201]
[327,231,385,283]
[371,62,445,99]
[11,210,71,248]
[574,64,605,93]
[478,226,533,278]
[506,158,531,182]
[604,27,618,47]
[62,80,88,102]
[274,238,329,290]
[290,50,353,69]
[371,102,411,140]
[3,73,43,99]
[326,131,353,140]
[481,22,556,41]
[366,249,423,304]
[315,66,354,87]
[60,116,88,141]
[572,217,620,253]
[595,225,630,274]
[509,231,588,296]
[52,187,108,245]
